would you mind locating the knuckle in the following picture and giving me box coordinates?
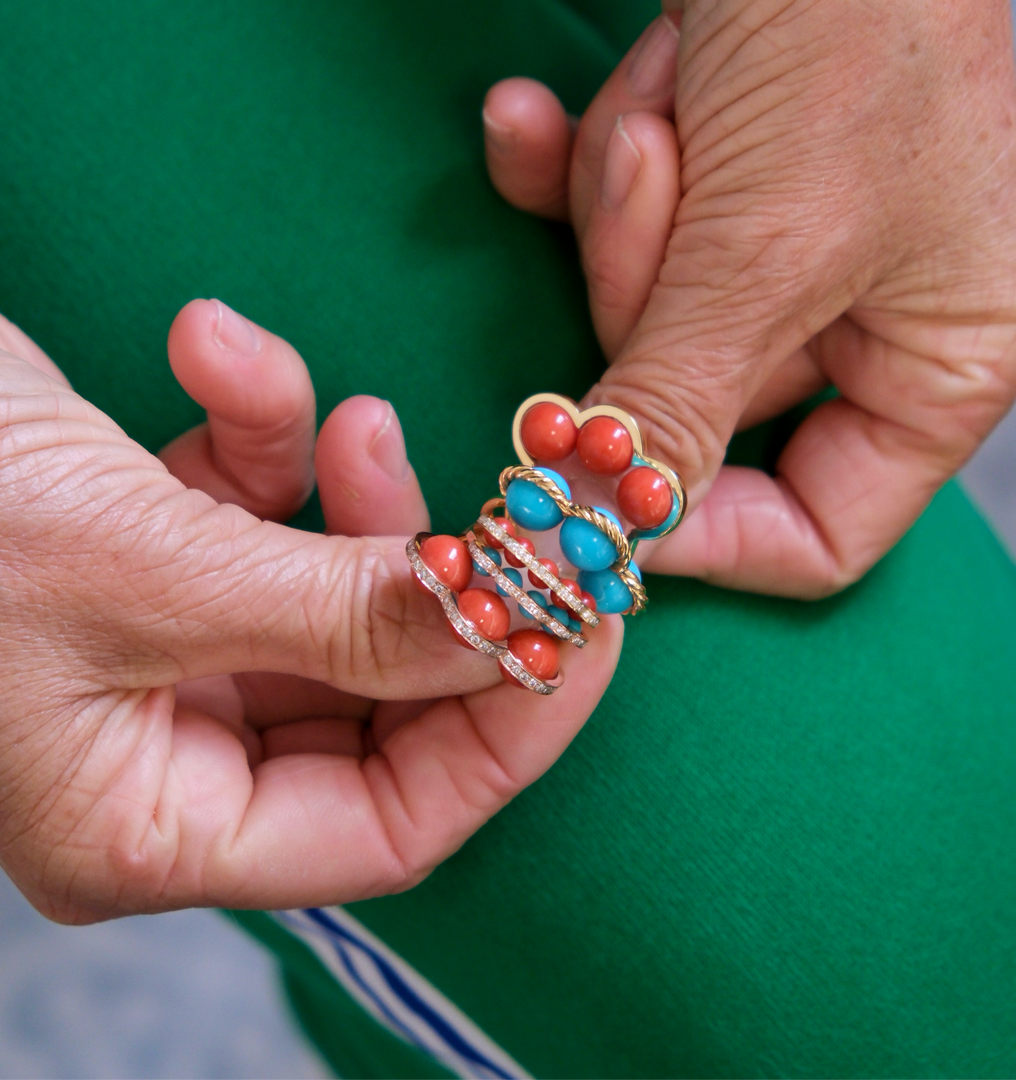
[324,540,410,689]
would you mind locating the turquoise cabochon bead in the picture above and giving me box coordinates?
[520,589,549,619]
[505,468,571,532]
[578,562,641,615]
[496,567,523,596]
[560,507,622,572]
[542,604,571,634]
[474,547,502,576]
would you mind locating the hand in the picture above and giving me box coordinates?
[0,301,621,923]
[484,0,1016,597]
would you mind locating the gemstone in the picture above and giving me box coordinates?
[576,569,630,614]
[519,589,548,619]
[631,496,681,540]
[529,558,560,589]
[559,510,620,572]
[481,517,516,549]
[543,604,570,633]
[505,535,536,568]
[576,416,633,475]
[456,588,511,641]
[474,547,502,577]
[580,591,598,613]
[504,468,571,532]
[551,577,581,609]
[419,534,473,592]
[502,628,561,686]
[577,563,640,614]
[617,466,673,529]
[496,567,524,596]
[519,402,578,462]
[506,479,561,532]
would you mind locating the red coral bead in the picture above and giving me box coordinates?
[456,588,511,642]
[551,577,581,609]
[481,517,516,549]
[580,591,598,613]
[419,534,473,592]
[505,535,536,568]
[576,416,633,475]
[520,402,578,462]
[529,557,559,588]
[502,628,561,687]
[617,466,674,529]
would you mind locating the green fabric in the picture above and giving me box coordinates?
[2,1,1016,1077]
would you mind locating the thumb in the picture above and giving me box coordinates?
[577,0,890,504]
[1,357,495,701]
[585,146,867,508]
[134,513,497,699]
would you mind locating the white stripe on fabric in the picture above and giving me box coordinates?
[273,907,531,1080]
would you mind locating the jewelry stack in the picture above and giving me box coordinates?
[407,394,686,694]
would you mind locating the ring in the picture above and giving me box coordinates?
[407,393,686,694]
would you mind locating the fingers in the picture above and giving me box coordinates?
[580,111,680,358]
[484,18,680,362]
[147,615,623,911]
[158,299,316,522]
[568,14,679,239]
[584,137,869,509]
[315,395,430,538]
[0,357,495,698]
[483,77,574,221]
[640,312,1016,597]
[139,522,499,698]
[482,12,680,235]
[232,672,373,727]
[638,402,943,598]
[735,347,827,431]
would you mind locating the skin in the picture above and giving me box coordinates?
[0,300,622,923]
[6,0,1014,921]
[484,0,1016,597]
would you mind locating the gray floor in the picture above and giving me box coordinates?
[0,872,327,1080]
[959,407,1016,559]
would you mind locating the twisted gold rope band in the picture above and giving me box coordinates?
[497,466,648,614]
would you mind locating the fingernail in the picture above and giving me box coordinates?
[369,403,412,482]
[601,117,642,211]
[627,14,680,99]
[212,299,261,356]
[482,110,519,154]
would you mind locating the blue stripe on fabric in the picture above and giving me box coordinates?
[309,912,424,1050]
[304,908,515,1080]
